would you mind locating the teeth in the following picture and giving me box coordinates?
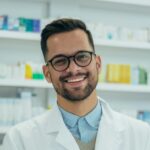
[67,77,85,83]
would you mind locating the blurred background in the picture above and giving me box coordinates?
[0,0,150,147]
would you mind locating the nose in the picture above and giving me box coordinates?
[66,58,80,73]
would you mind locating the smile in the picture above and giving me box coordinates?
[64,76,87,83]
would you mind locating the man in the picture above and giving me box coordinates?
[2,18,150,150]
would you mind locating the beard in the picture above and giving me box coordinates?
[52,71,98,102]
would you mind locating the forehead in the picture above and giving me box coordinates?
[46,29,92,59]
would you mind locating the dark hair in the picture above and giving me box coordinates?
[41,18,95,61]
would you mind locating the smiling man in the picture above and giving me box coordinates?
[2,18,150,150]
[43,25,100,117]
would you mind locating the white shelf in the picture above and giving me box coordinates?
[80,0,150,12]
[0,30,40,41]
[97,83,150,93]
[0,79,150,93]
[1,30,150,50]
[95,0,150,7]
[94,39,150,50]
[0,79,52,88]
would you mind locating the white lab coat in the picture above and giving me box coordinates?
[2,98,150,150]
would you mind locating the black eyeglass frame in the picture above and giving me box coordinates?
[46,50,96,72]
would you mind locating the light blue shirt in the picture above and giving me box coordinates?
[59,101,102,143]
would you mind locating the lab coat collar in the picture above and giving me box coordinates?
[45,104,63,133]
[44,103,80,150]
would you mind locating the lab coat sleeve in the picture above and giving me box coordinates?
[2,134,19,150]
[2,129,24,150]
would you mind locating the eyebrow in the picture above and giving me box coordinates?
[50,50,89,60]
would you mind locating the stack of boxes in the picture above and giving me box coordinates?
[87,22,150,43]
[0,62,44,80]
[0,90,47,127]
[106,64,131,84]
[99,64,149,85]
[0,15,41,32]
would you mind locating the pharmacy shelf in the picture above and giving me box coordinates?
[0,79,150,93]
[97,83,150,93]
[94,39,150,50]
[0,79,52,88]
[0,30,40,41]
[1,30,150,50]
[0,30,150,50]
[80,0,150,12]
[95,0,150,7]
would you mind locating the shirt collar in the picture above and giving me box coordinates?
[59,106,79,127]
[58,101,102,128]
[85,101,102,128]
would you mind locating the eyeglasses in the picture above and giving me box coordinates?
[46,50,96,72]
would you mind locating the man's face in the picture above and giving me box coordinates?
[43,29,101,101]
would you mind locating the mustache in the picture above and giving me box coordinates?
[59,72,89,82]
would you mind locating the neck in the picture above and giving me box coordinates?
[57,90,98,116]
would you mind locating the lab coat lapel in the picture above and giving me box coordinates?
[56,124,79,150]
[95,99,123,150]
[45,104,79,150]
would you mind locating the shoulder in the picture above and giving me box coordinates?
[2,110,54,150]
[111,107,150,147]
[100,97,150,138]
[115,110,150,132]
[115,111,150,148]
[102,98,150,149]
[5,110,53,138]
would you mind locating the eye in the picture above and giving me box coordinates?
[76,52,90,62]
[52,57,68,66]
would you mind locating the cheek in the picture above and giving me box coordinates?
[88,64,97,77]
[90,63,99,79]
[49,71,59,83]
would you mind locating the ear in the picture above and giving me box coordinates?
[42,65,52,83]
[95,55,101,74]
